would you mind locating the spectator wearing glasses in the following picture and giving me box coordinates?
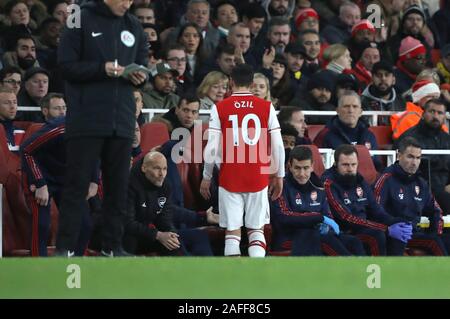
[0,66,22,96]
[164,43,195,96]
[17,67,49,122]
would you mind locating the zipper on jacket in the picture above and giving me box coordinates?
[113,21,118,132]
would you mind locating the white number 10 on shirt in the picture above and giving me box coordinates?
[229,114,261,146]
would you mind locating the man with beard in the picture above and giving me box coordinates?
[261,0,295,20]
[391,79,443,140]
[396,99,450,217]
[361,61,405,125]
[250,16,291,59]
[323,144,412,256]
[374,137,448,256]
[347,19,376,63]
[297,29,322,77]
[291,71,335,125]
[2,34,40,75]
[393,36,427,95]
[142,62,180,109]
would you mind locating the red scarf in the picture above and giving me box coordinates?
[353,61,372,86]
[395,61,417,81]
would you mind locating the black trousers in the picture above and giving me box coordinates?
[56,136,132,251]
[387,231,448,256]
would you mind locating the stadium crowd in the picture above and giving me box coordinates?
[1,0,450,257]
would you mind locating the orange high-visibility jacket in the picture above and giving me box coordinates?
[391,101,449,140]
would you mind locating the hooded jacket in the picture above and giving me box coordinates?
[124,157,177,242]
[261,0,295,20]
[361,84,405,112]
[374,162,443,234]
[57,0,148,139]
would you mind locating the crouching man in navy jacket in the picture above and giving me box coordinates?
[374,137,448,255]
[270,146,365,256]
[323,144,412,255]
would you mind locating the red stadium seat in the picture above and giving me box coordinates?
[13,121,33,131]
[306,125,325,142]
[355,145,378,185]
[368,126,393,149]
[22,123,44,143]
[140,122,170,155]
[300,144,325,177]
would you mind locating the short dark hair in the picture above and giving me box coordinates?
[14,33,35,49]
[298,29,320,42]
[230,64,254,87]
[38,17,61,35]
[398,136,422,153]
[268,16,290,32]
[280,122,298,137]
[4,0,26,15]
[163,43,186,59]
[40,92,64,109]
[241,3,266,20]
[278,106,302,124]
[423,98,446,110]
[213,1,238,20]
[0,66,22,82]
[334,144,358,164]
[177,92,200,108]
[289,145,313,163]
[215,42,235,58]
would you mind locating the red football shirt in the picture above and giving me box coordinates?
[208,91,281,192]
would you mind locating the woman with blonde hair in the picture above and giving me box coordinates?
[197,71,229,110]
[323,44,352,74]
[251,73,272,102]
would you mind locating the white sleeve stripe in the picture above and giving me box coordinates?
[269,127,280,132]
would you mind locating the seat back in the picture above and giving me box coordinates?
[355,145,378,185]
[140,122,170,155]
[306,125,325,142]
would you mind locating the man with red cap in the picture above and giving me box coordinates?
[294,8,319,33]
[391,79,446,140]
[347,19,376,63]
[393,36,427,95]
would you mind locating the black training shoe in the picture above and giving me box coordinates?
[100,248,133,257]
[53,249,75,257]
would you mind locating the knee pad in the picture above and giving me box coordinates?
[224,235,241,256]
[248,229,266,258]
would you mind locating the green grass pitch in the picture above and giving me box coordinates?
[1,257,449,299]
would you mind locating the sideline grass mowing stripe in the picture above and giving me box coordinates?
[1,257,450,299]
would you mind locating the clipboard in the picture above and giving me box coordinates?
[121,63,151,78]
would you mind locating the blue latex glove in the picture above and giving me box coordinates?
[388,222,413,243]
[319,223,329,235]
[323,216,340,235]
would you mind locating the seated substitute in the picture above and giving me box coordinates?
[374,137,448,255]
[271,146,365,256]
[123,151,213,256]
[323,144,413,256]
